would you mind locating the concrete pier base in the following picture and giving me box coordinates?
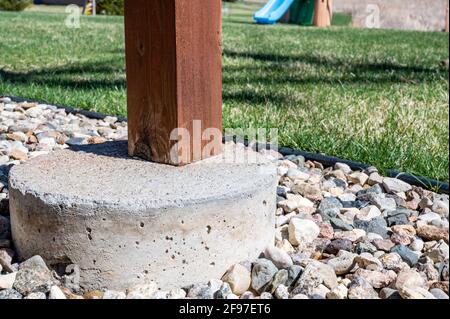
[9,141,277,291]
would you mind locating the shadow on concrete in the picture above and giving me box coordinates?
[68,140,132,159]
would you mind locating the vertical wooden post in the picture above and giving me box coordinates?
[124,0,223,165]
[314,0,333,28]
[445,4,449,32]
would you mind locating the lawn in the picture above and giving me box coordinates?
[0,2,448,181]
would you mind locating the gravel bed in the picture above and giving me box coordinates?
[0,97,448,299]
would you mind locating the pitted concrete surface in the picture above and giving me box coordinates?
[9,141,277,291]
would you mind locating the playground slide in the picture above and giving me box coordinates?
[253,0,296,25]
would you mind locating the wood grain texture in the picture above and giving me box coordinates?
[314,0,333,28]
[124,0,222,165]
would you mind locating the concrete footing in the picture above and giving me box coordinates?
[9,141,277,291]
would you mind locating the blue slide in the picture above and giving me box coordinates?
[253,0,295,25]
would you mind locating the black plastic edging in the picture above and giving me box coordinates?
[4,95,449,194]
[278,146,449,195]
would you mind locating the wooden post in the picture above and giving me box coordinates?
[124,0,223,166]
[445,4,449,32]
[313,0,333,28]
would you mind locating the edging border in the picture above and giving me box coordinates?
[3,95,449,194]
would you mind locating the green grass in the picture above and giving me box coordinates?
[0,2,449,181]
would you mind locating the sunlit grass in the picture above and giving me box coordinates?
[0,2,448,181]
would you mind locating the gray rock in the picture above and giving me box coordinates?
[330,218,353,231]
[392,245,420,267]
[187,284,214,299]
[355,241,377,254]
[430,288,449,299]
[354,217,388,239]
[292,260,337,296]
[370,194,397,211]
[380,288,402,299]
[277,186,288,198]
[0,216,10,239]
[269,269,288,293]
[286,265,303,287]
[251,259,278,293]
[0,289,23,299]
[13,256,54,296]
[326,251,357,275]
[214,282,232,299]
[357,184,383,198]
[319,208,339,222]
[318,197,343,214]
[386,209,411,226]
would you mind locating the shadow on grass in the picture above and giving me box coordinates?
[1,49,447,106]
[223,49,444,75]
[0,58,126,90]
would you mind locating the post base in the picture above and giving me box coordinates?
[9,141,277,291]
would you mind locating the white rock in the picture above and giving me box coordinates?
[103,290,126,299]
[25,107,43,118]
[264,246,293,269]
[327,284,348,299]
[0,272,17,290]
[288,218,320,246]
[221,264,251,295]
[348,172,369,186]
[274,284,289,299]
[383,178,412,193]
[24,292,47,299]
[356,206,382,221]
[334,163,352,174]
[395,269,433,299]
[49,286,67,299]
[167,288,187,299]
[126,281,158,299]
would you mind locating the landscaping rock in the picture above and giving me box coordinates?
[251,259,278,293]
[417,225,449,243]
[264,246,293,269]
[13,256,53,296]
[327,251,357,275]
[288,218,320,246]
[392,245,420,267]
[0,289,22,299]
[354,217,388,239]
[347,277,379,299]
[395,269,434,299]
[383,178,413,194]
[325,239,353,255]
[222,264,251,295]
[0,272,16,290]
[0,99,448,299]
[49,286,67,300]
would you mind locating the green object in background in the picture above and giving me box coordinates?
[289,0,315,26]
